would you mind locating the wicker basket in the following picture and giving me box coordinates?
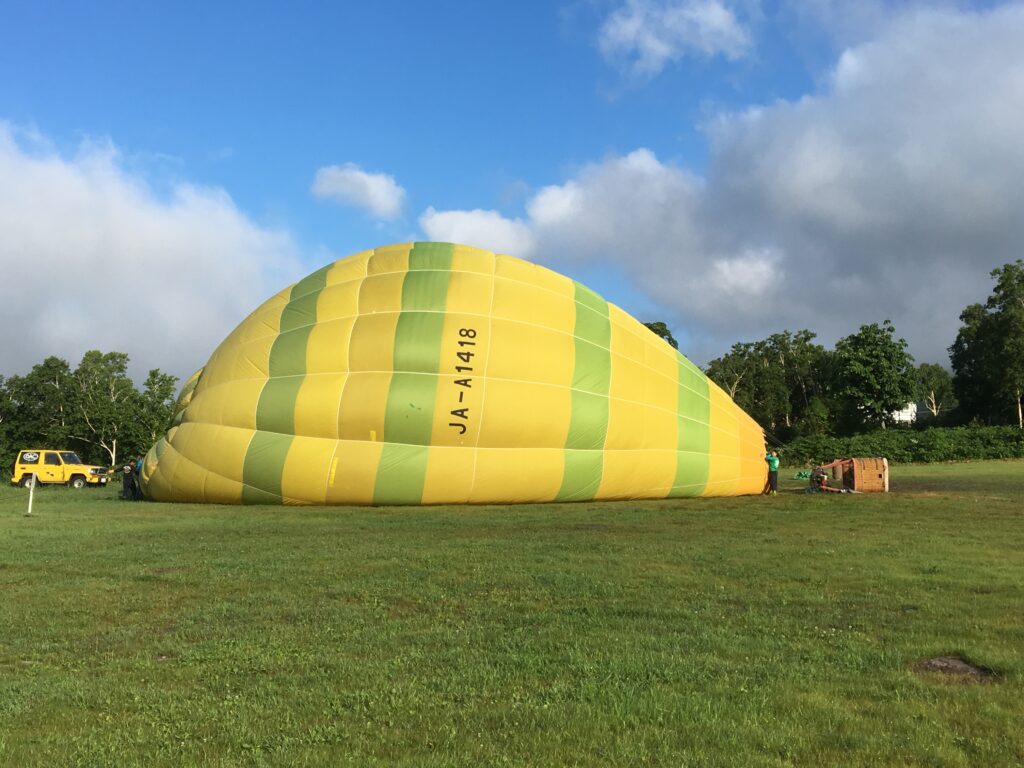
[846,458,889,493]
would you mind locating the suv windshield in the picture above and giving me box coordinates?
[60,452,83,464]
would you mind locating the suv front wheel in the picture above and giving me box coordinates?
[69,475,87,489]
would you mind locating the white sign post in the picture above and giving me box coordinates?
[25,475,35,517]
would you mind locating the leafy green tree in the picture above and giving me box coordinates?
[1,356,76,449]
[706,342,755,402]
[799,396,833,436]
[763,330,834,435]
[67,351,139,466]
[643,321,679,349]
[950,303,998,423]
[751,339,791,431]
[833,321,917,431]
[789,333,832,404]
[986,261,1024,428]
[952,261,1024,427]
[915,363,957,420]
[1,352,180,469]
[705,340,783,432]
[132,369,179,450]
[706,330,832,437]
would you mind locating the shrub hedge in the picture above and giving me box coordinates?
[780,425,1024,465]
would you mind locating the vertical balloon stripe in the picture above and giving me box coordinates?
[374,242,454,504]
[243,265,331,503]
[673,358,711,496]
[152,435,168,462]
[408,240,456,271]
[242,432,293,503]
[256,264,332,433]
[557,282,611,501]
[173,370,202,424]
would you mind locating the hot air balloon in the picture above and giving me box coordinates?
[141,242,766,504]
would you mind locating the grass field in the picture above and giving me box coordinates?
[1,461,1022,767]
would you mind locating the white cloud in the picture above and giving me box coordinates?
[420,5,1024,364]
[312,162,405,219]
[780,0,924,48]
[527,182,582,227]
[599,0,752,76]
[0,123,303,382]
[419,207,535,256]
[706,249,780,300]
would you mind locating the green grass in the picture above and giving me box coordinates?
[1,461,1022,767]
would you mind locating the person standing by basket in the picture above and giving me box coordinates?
[765,450,780,495]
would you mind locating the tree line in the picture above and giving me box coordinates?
[688,260,1024,439]
[0,351,178,471]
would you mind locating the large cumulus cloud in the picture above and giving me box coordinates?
[0,124,303,381]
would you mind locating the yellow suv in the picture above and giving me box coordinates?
[10,450,110,489]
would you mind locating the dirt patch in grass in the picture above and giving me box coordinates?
[914,655,996,682]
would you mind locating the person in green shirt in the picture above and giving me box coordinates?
[765,450,780,495]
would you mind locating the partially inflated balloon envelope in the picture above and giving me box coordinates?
[141,243,766,504]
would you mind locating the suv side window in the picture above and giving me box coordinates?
[44,452,62,466]
[20,451,40,464]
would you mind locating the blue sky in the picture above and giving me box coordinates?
[2,1,1022,380]
[1,2,797,235]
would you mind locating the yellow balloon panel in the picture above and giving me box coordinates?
[141,242,766,505]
